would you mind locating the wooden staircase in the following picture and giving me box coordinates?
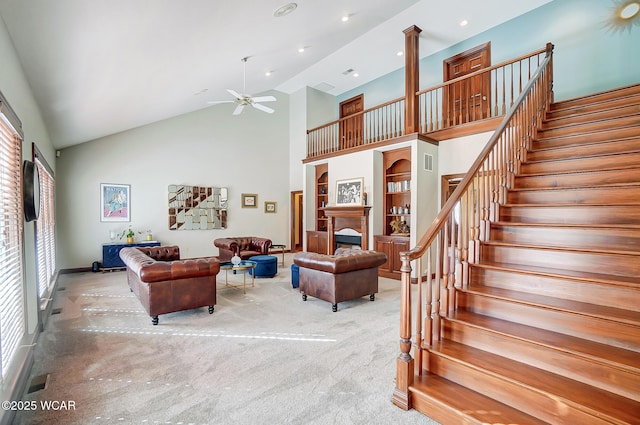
[408,84,640,424]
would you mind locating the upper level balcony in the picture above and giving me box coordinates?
[305,44,552,162]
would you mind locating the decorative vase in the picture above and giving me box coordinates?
[231,254,241,267]
[146,234,152,241]
[126,236,134,244]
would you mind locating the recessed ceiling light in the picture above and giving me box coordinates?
[298,47,305,53]
[621,1,640,19]
[265,71,272,77]
[353,73,359,78]
[274,3,297,18]
[397,51,404,56]
[460,19,468,27]
[341,15,349,22]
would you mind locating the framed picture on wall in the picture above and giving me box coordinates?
[100,183,130,222]
[335,177,363,206]
[264,201,277,213]
[241,193,257,208]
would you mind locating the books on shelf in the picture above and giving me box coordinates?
[387,180,410,193]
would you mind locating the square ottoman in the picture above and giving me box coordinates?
[248,255,277,278]
[291,263,299,288]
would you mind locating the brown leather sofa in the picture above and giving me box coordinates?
[119,245,220,325]
[293,248,387,312]
[213,237,272,261]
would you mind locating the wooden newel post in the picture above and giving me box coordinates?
[403,25,422,135]
[392,251,414,410]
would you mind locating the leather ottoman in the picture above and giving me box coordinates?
[248,255,277,278]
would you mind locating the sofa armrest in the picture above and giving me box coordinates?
[214,238,239,253]
[294,250,387,274]
[250,237,272,254]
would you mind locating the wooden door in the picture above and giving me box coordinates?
[339,94,364,149]
[443,43,491,126]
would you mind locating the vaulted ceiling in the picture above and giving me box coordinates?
[0,0,553,148]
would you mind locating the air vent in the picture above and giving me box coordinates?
[424,153,434,172]
[342,68,355,75]
[27,374,50,394]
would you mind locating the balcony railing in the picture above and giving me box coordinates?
[418,46,550,132]
[306,97,405,159]
[306,45,551,160]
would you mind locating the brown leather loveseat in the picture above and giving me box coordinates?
[119,245,220,325]
[293,248,387,312]
[213,237,272,261]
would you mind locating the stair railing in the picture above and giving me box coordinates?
[393,43,554,409]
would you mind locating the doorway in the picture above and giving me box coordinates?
[339,94,364,150]
[290,191,303,252]
[443,42,491,126]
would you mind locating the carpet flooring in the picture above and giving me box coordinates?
[13,254,440,425]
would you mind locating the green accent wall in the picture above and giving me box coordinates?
[339,0,640,107]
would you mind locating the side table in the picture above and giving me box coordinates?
[101,241,161,271]
[269,244,286,267]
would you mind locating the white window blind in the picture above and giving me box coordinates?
[0,113,25,381]
[35,155,56,299]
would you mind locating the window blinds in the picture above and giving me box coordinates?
[35,156,56,299]
[0,113,25,381]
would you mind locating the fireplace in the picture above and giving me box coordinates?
[335,233,362,249]
[321,206,371,252]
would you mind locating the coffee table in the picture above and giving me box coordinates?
[219,260,257,294]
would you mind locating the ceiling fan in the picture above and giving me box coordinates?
[208,57,276,115]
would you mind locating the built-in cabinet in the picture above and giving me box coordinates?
[375,147,411,279]
[306,230,328,254]
[307,163,329,254]
[375,235,410,279]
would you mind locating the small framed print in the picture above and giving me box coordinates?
[101,183,130,222]
[335,177,364,206]
[264,201,277,213]
[241,193,257,208]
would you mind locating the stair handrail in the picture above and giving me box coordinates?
[393,42,554,410]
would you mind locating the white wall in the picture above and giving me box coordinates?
[56,92,290,269]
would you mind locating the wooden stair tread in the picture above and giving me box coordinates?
[530,134,640,153]
[510,181,640,191]
[525,149,640,166]
[545,94,640,121]
[475,260,640,288]
[550,83,640,111]
[517,161,640,176]
[449,309,640,371]
[410,372,548,425]
[492,221,640,230]
[464,284,640,325]
[430,340,640,423]
[533,123,640,144]
[483,239,640,256]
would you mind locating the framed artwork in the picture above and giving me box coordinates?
[241,193,257,208]
[168,185,227,230]
[101,183,130,222]
[335,177,364,206]
[264,201,277,213]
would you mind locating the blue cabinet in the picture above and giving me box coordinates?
[102,241,161,269]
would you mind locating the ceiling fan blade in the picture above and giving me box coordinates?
[233,104,245,115]
[251,95,276,103]
[227,89,243,100]
[252,103,274,114]
[207,100,235,105]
